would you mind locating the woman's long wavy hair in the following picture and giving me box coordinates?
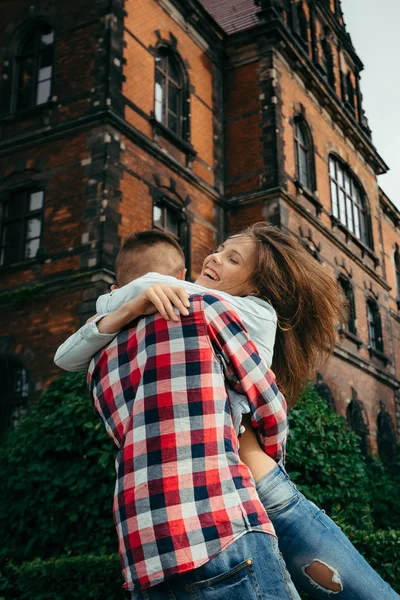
[236,222,348,406]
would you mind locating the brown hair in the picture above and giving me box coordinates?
[115,230,185,286]
[238,222,348,406]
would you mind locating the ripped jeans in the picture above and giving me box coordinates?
[256,462,400,600]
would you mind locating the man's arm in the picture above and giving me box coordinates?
[202,294,288,462]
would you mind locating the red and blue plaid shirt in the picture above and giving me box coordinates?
[88,294,288,591]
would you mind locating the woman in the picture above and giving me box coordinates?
[55,223,399,599]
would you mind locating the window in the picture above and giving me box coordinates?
[153,202,180,239]
[0,189,44,266]
[394,246,400,301]
[321,41,335,88]
[294,2,309,50]
[0,356,29,435]
[152,195,190,272]
[329,156,371,246]
[345,72,355,111]
[294,118,314,190]
[338,276,357,334]
[154,46,188,140]
[14,23,54,112]
[346,393,369,457]
[377,402,396,466]
[367,299,383,353]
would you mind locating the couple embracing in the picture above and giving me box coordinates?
[55,223,398,599]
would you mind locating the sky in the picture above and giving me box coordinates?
[340,0,400,209]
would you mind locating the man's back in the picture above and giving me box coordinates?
[88,294,287,593]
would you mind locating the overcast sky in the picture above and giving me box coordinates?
[340,0,400,209]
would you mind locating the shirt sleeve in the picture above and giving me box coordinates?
[202,294,288,462]
[54,315,116,372]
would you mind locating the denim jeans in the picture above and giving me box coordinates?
[131,531,301,599]
[256,461,400,600]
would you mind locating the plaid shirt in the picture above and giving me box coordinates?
[88,294,288,592]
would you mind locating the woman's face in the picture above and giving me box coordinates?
[195,235,257,296]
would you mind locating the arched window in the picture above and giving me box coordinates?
[0,356,29,435]
[377,402,397,466]
[294,117,314,190]
[367,298,384,353]
[154,46,189,140]
[329,155,371,247]
[314,372,336,411]
[346,390,369,456]
[0,188,44,266]
[14,22,54,112]
[345,72,355,111]
[321,41,335,88]
[338,276,356,334]
[394,245,400,302]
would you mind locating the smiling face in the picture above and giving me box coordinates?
[195,235,257,296]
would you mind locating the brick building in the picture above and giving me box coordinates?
[0,0,399,457]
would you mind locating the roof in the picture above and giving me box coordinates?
[199,0,261,34]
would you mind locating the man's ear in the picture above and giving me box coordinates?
[175,268,187,281]
[110,284,119,291]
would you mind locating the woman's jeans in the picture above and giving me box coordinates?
[256,462,400,600]
[130,530,300,599]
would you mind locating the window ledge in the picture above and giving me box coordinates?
[338,327,363,348]
[294,180,323,215]
[367,345,390,365]
[0,100,57,124]
[330,214,379,266]
[150,116,197,159]
[0,257,38,273]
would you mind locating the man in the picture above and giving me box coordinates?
[84,233,296,599]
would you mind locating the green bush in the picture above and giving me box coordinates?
[0,372,116,564]
[349,529,400,592]
[366,456,400,530]
[1,375,399,597]
[1,554,125,600]
[286,384,374,530]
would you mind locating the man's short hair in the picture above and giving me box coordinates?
[115,230,185,286]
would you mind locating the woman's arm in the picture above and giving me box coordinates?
[54,284,190,372]
[239,414,277,481]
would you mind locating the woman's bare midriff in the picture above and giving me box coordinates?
[239,414,277,482]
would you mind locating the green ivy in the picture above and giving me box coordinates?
[0,372,116,564]
[286,384,374,531]
[0,271,93,306]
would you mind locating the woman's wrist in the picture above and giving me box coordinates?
[96,299,141,334]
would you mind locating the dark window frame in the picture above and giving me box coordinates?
[0,187,45,267]
[13,22,55,113]
[329,155,372,248]
[338,275,357,335]
[154,45,189,142]
[366,298,384,353]
[294,116,315,191]
[152,191,191,277]
[345,71,355,112]
[321,40,335,88]
[346,396,369,457]
[394,245,400,306]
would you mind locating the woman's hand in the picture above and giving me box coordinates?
[96,284,190,334]
[137,284,190,321]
